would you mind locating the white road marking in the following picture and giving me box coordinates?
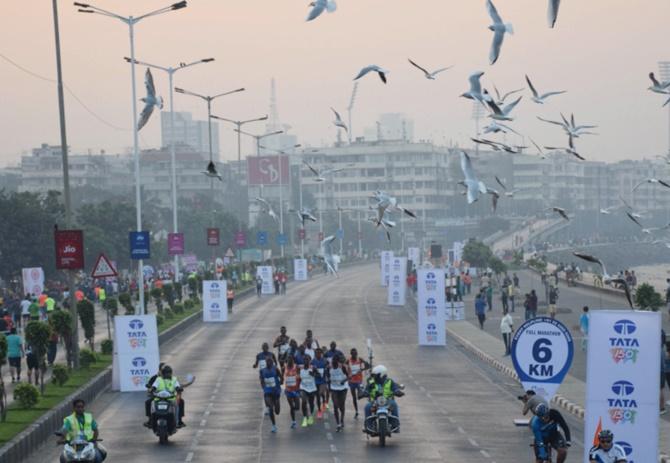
[457,426,465,434]
[468,437,479,447]
[480,449,491,458]
[330,444,337,452]
[200,419,207,427]
[326,432,333,440]
[324,421,331,430]
[185,451,194,462]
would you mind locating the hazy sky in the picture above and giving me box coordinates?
[2,1,669,166]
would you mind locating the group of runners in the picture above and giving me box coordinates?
[253,327,371,433]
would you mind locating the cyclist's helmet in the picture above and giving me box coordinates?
[372,365,387,380]
[598,429,614,442]
[535,403,549,418]
[161,365,173,377]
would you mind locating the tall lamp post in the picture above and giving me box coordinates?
[234,128,284,156]
[660,61,670,156]
[74,0,188,315]
[124,57,214,283]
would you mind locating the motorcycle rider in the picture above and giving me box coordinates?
[57,398,107,463]
[144,362,165,427]
[363,365,403,433]
[531,403,571,463]
[151,365,185,428]
[588,429,627,462]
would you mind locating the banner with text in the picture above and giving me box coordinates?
[22,267,44,297]
[380,251,393,287]
[294,259,308,281]
[202,280,228,322]
[417,268,446,346]
[112,315,159,392]
[387,257,407,306]
[256,266,274,294]
[584,310,660,463]
[247,155,290,185]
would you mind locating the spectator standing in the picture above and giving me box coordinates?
[256,276,263,297]
[529,290,538,319]
[47,329,59,366]
[463,271,472,295]
[475,291,487,330]
[513,273,519,288]
[500,309,514,356]
[486,285,493,312]
[579,306,590,352]
[281,272,287,295]
[501,286,509,312]
[548,286,559,319]
[273,274,280,295]
[20,295,31,327]
[6,327,23,382]
[227,286,235,313]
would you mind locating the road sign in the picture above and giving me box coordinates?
[207,228,220,246]
[257,231,268,246]
[235,231,246,247]
[225,248,235,258]
[168,233,184,256]
[511,316,574,401]
[54,229,84,270]
[129,231,150,260]
[91,253,117,278]
[298,228,306,240]
[318,231,324,242]
[336,228,344,239]
[277,233,288,245]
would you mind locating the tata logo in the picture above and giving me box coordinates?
[608,380,638,424]
[427,297,436,305]
[211,302,220,309]
[393,275,400,282]
[426,272,436,280]
[427,323,436,330]
[613,320,636,335]
[129,319,144,330]
[616,441,633,456]
[63,245,76,253]
[211,282,219,289]
[136,235,145,241]
[132,357,147,367]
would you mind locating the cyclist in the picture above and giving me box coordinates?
[588,429,627,462]
[531,403,570,463]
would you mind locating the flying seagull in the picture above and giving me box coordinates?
[482,121,519,135]
[486,0,514,65]
[137,68,163,131]
[547,0,561,28]
[407,58,453,80]
[526,75,566,104]
[320,235,338,277]
[529,138,547,159]
[632,178,670,192]
[202,161,222,181]
[625,212,670,235]
[302,160,347,182]
[492,85,523,106]
[572,252,633,308]
[485,95,522,121]
[648,72,670,94]
[255,197,279,223]
[290,207,318,227]
[538,113,597,139]
[460,151,488,204]
[331,107,348,132]
[460,71,491,103]
[306,0,337,21]
[494,176,520,197]
[367,213,396,242]
[354,65,388,84]
[619,195,644,219]
[544,134,585,160]
[548,206,570,221]
[472,137,525,154]
[370,190,417,224]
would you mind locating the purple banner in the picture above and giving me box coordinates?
[235,231,246,247]
[168,233,184,256]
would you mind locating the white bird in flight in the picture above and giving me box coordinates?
[648,72,670,94]
[526,75,566,104]
[202,161,222,181]
[494,176,521,197]
[255,197,279,223]
[485,96,522,121]
[538,113,597,139]
[306,0,337,22]
[544,134,585,161]
[137,68,163,131]
[486,0,514,65]
[547,0,561,28]
[331,107,348,132]
[303,160,347,182]
[407,59,453,80]
[632,178,670,192]
[482,121,519,135]
[572,252,633,308]
[492,85,523,106]
[290,207,318,227]
[529,138,547,159]
[460,71,492,103]
[548,206,570,221]
[460,151,488,204]
[353,65,389,84]
[370,191,417,225]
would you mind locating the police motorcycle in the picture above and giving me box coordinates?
[54,431,103,463]
[149,373,195,444]
[359,359,405,447]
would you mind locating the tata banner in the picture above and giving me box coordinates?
[387,257,407,306]
[584,311,661,463]
[380,251,393,287]
[112,315,159,392]
[511,317,574,402]
[417,268,446,346]
[203,280,227,322]
[22,267,44,297]
[294,259,308,281]
[256,266,274,294]
[407,247,420,267]
[247,155,290,185]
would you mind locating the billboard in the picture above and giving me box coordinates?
[247,155,290,185]
[203,280,228,322]
[256,266,274,295]
[294,259,308,281]
[207,228,220,246]
[380,251,393,287]
[417,268,446,346]
[387,257,407,306]
[22,267,44,297]
[54,229,84,270]
[167,233,184,256]
[112,315,159,392]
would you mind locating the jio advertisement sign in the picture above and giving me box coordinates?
[256,266,274,295]
[417,268,446,346]
[294,258,308,281]
[387,256,407,306]
[203,280,228,322]
[584,311,661,463]
[380,251,393,287]
[112,315,159,392]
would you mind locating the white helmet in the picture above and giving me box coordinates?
[371,365,387,377]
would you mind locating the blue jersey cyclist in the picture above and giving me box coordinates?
[531,403,571,463]
[259,357,283,433]
[588,429,627,463]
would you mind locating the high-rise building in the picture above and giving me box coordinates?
[160,111,220,160]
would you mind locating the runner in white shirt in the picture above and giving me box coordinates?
[299,355,319,427]
[588,429,627,463]
[327,354,350,432]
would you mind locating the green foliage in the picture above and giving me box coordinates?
[634,283,663,311]
[184,299,194,310]
[156,314,165,326]
[49,310,72,338]
[13,383,39,408]
[51,364,69,386]
[163,308,174,319]
[527,256,548,273]
[76,300,96,343]
[103,297,118,316]
[174,282,182,301]
[150,287,164,313]
[0,333,7,367]
[79,348,97,369]
[462,239,494,268]
[162,283,175,309]
[24,321,51,365]
[100,339,113,355]
[119,292,134,315]
[190,296,200,306]
[173,303,184,314]
[489,256,507,275]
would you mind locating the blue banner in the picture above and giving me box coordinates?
[256,231,268,246]
[277,233,287,245]
[129,231,150,260]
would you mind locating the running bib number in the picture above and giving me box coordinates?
[351,364,361,375]
[285,376,297,387]
[264,377,276,388]
[279,344,290,355]
[259,359,267,369]
[317,368,324,377]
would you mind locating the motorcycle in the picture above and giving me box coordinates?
[149,374,195,444]
[361,386,404,447]
[55,431,104,463]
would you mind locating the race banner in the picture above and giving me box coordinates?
[54,229,84,270]
[387,256,407,306]
[256,266,274,295]
[407,247,420,266]
[511,317,574,402]
[207,228,220,246]
[417,268,446,346]
[380,251,393,287]
[584,311,660,463]
[202,280,227,322]
[22,267,44,297]
[168,233,184,256]
[294,258,308,281]
[112,315,159,392]
[247,155,290,185]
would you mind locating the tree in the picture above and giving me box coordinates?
[0,333,7,377]
[24,321,51,394]
[462,239,494,268]
[634,283,663,311]
[77,300,96,350]
[50,310,73,368]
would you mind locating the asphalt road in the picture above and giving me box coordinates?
[28,264,585,463]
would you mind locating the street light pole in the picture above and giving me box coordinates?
[299,160,304,257]
[338,207,343,255]
[357,210,362,257]
[75,0,188,316]
[124,57,214,284]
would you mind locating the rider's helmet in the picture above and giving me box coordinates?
[372,365,387,381]
[534,403,549,418]
[161,365,173,378]
[598,429,614,447]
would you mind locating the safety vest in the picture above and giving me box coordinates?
[98,289,106,302]
[154,377,177,401]
[368,378,394,400]
[64,412,94,441]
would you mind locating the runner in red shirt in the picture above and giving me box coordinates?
[345,348,371,419]
[283,355,301,429]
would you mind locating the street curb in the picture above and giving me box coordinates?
[446,325,670,463]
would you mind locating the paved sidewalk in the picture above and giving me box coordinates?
[446,318,670,461]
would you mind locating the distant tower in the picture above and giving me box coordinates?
[471,101,486,155]
[266,77,281,133]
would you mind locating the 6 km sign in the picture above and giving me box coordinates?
[511,317,574,402]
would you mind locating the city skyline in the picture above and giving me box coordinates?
[1,1,669,167]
